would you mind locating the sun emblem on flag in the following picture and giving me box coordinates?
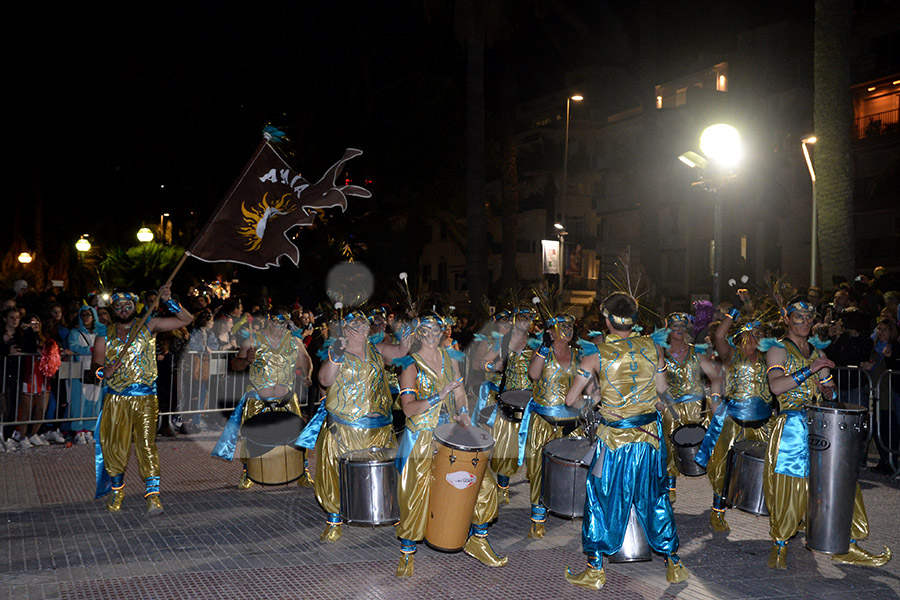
[239,193,297,251]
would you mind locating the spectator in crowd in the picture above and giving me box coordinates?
[1,307,25,450]
[830,308,875,407]
[66,306,106,445]
[185,309,215,433]
[12,315,61,448]
[862,318,900,473]
[96,306,112,327]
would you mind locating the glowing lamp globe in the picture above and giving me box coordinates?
[76,237,91,252]
[700,124,742,169]
[18,252,33,264]
[137,227,154,243]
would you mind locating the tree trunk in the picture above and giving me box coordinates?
[814,0,854,289]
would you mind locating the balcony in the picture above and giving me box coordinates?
[853,108,899,139]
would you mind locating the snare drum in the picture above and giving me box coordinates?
[541,436,592,518]
[241,411,305,485]
[671,424,707,477]
[425,423,494,552]
[725,440,769,516]
[498,390,531,423]
[339,447,399,526]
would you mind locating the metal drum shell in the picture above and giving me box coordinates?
[671,424,708,477]
[806,403,867,555]
[541,436,592,519]
[338,447,399,526]
[498,390,531,423]
[725,440,769,516]
[608,506,652,563]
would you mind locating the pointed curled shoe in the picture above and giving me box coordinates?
[565,565,605,590]
[709,510,730,533]
[146,495,164,517]
[665,557,690,583]
[767,543,787,570]
[238,471,253,490]
[320,523,343,543]
[528,521,545,539]
[395,553,414,578]
[669,488,676,504]
[832,543,891,567]
[297,470,315,488]
[464,535,508,567]
[498,486,510,505]
[106,490,125,512]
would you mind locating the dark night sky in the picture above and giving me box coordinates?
[7,1,812,286]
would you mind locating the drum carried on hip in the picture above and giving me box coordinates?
[425,423,494,552]
[608,506,652,563]
[806,402,867,555]
[671,424,707,477]
[724,440,769,516]
[498,390,531,423]
[339,447,399,526]
[541,436,592,518]
[241,411,305,485]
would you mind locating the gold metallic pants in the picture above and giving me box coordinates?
[662,399,705,479]
[764,413,870,542]
[99,393,160,479]
[396,428,498,542]
[525,416,580,506]
[490,415,520,478]
[707,416,771,497]
[314,422,396,515]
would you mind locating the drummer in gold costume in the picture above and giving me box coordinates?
[763,298,891,569]
[487,306,539,504]
[91,285,193,515]
[393,314,506,577]
[295,309,408,542]
[563,292,688,590]
[471,310,512,426]
[694,309,773,532]
[659,312,721,502]
[521,312,589,539]
[211,307,314,488]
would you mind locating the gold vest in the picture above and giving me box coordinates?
[105,324,157,391]
[665,345,705,399]
[325,342,393,419]
[407,348,460,431]
[777,338,820,411]
[725,351,770,401]
[248,330,299,391]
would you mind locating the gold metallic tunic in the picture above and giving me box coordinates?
[106,325,157,391]
[248,330,299,391]
[663,345,706,478]
[504,347,535,391]
[726,352,770,402]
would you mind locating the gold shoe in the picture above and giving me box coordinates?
[666,557,690,583]
[320,523,343,542]
[395,553,414,577]
[498,486,509,505]
[238,471,253,490]
[832,543,892,567]
[709,509,730,532]
[464,535,508,567]
[528,521,545,539]
[565,566,605,590]
[106,490,124,512]
[297,469,315,488]
[146,495,164,516]
[669,488,676,504]
[767,543,787,570]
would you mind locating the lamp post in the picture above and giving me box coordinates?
[801,135,817,288]
[554,223,567,293]
[137,227,154,243]
[560,94,583,230]
[75,236,91,254]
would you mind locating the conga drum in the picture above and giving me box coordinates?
[608,506,652,563]
[498,390,531,422]
[724,440,768,516]
[806,403,867,554]
[671,424,707,477]
[241,411,305,485]
[339,447,399,526]
[425,423,494,552]
[541,436,592,518]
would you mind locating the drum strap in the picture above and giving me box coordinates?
[472,380,500,427]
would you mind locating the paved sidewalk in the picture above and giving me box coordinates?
[1,433,898,599]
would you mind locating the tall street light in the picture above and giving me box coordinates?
[560,94,583,232]
[554,222,568,293]
[801,135,817,288]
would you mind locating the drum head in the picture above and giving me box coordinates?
[339,446,397,464]
[241,411,304,446]
[434,423,494,452]
[732,439,766,459]
[544,436,592,462]
[672,424,706,447]
[805,402,867,415]
[499,390,532,408]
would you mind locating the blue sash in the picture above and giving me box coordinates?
[472,380,499,426]
[93,386,110,499]
[774,409,808,478]
[394,412,451,473]
[600,411,657,429]
[295,401,326,449]
[107,382,157,396]
[695,396,771,468]
[517,401,580,466]
[211,391,258,461]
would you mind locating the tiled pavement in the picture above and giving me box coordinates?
[1,434,898,600]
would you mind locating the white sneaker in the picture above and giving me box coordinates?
[3,438,18,452]
[28,434,47,447]
[38,433,50,445]
[19,436,33,449]
[11,431,23,442]
[85,431,95,443]
[74,432,87,445]
[47,430,66,444]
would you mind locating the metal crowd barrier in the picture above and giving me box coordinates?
[1,350,313,436]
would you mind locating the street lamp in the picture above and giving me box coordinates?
[137,227,154,243]
[554,222,568,293]
[678,123,742,307]
[560,94,583,231]
[75,236,91,253]
[801,135,817,287]
[18,252,33,264]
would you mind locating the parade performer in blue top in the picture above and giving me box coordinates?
[763,298,890,569]
[91,285,192,515]
[563,292,688,590]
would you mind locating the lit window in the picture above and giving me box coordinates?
[868,86,877,91]
[740,235,747,260]
[656,95,663,109]
[717,75,727,92]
